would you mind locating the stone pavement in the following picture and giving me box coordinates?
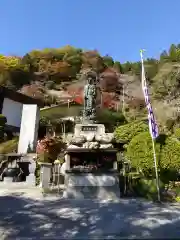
[0,186,180,239]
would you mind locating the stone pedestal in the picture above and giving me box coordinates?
[64,122,120,200]
[63,172,120,200]
[64,154,70,170]
[21,154,36,186]
[39,163,52,189]
[3,177,14,183]
[63,153,70,186]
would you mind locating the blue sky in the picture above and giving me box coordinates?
[0,0,180,63]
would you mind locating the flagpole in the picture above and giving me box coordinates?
[140,49,161,202]
[151,137,161,202]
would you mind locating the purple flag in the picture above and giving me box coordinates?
[140,50,159,139]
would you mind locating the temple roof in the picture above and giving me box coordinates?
[0,86,44,107]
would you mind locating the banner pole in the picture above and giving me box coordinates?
[151,137,161,202]
[140,49,161,202]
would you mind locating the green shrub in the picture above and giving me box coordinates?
[175,196,180,202]
[39,116,49,127]
[172,128,180,139]
[97,109,126,129]
[126,132,180,174]
[0,114,7,142]
[0,114,7,125]
[133,178,164,200]
[37,152,52,163]
[0,137,18,154]
[114,121,148,143]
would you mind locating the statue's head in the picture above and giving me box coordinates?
[86,71,96,85]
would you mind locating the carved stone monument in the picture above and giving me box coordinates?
[18,104,40,154]
[63,71,120,200]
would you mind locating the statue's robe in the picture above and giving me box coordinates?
[84,84,96,111]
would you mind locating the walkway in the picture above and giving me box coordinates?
[0,187,180,239]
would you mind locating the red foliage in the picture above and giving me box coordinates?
[99,68,119,92]
[73,96,83,104]
[36,136,66,161]
[67,87,120,111]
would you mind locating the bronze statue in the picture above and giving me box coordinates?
[83,71,97,121]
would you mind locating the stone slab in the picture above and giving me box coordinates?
[18,104,40,154]
[74,124,105,137]
[67,174,117,187]
[63,173,120,200]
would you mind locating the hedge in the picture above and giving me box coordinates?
[114,121,148,143]
[133,178,165,200]
[97,109,126,124]
[126,131,180,172]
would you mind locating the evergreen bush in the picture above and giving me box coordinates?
[126,132,180,175]
[114,121,148,143]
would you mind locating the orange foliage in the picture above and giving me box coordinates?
[82,50,104,72]
[50,61,71,77]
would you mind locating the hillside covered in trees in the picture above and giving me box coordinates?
[2,44,180,200]
[1,44,180,130]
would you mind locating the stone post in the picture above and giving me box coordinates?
[22,154,37,186]
[26,160,36,186]
[39,163,52,189]
[113,161,117,170]
[63,153,70,197]
[64,153,70,170]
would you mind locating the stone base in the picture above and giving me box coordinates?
[63,173,120,200]
[26,174,35,186]
[3,177,14,183]
[63,186,120,200]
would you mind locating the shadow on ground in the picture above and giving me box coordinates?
[0,192,180,239]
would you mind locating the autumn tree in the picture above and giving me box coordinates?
[82,50,104,73]
[99,68,119,92]
[169,44,178,62]
[121,61,132,73]
[103,55,114,67]
[160,50,169,62]
[113,61,123,73]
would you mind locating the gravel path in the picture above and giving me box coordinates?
[0,188,180,239]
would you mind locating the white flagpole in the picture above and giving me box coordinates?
[140,49,161,202]
[151,137,161,202]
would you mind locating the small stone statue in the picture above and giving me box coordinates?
[83,71,97,121]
